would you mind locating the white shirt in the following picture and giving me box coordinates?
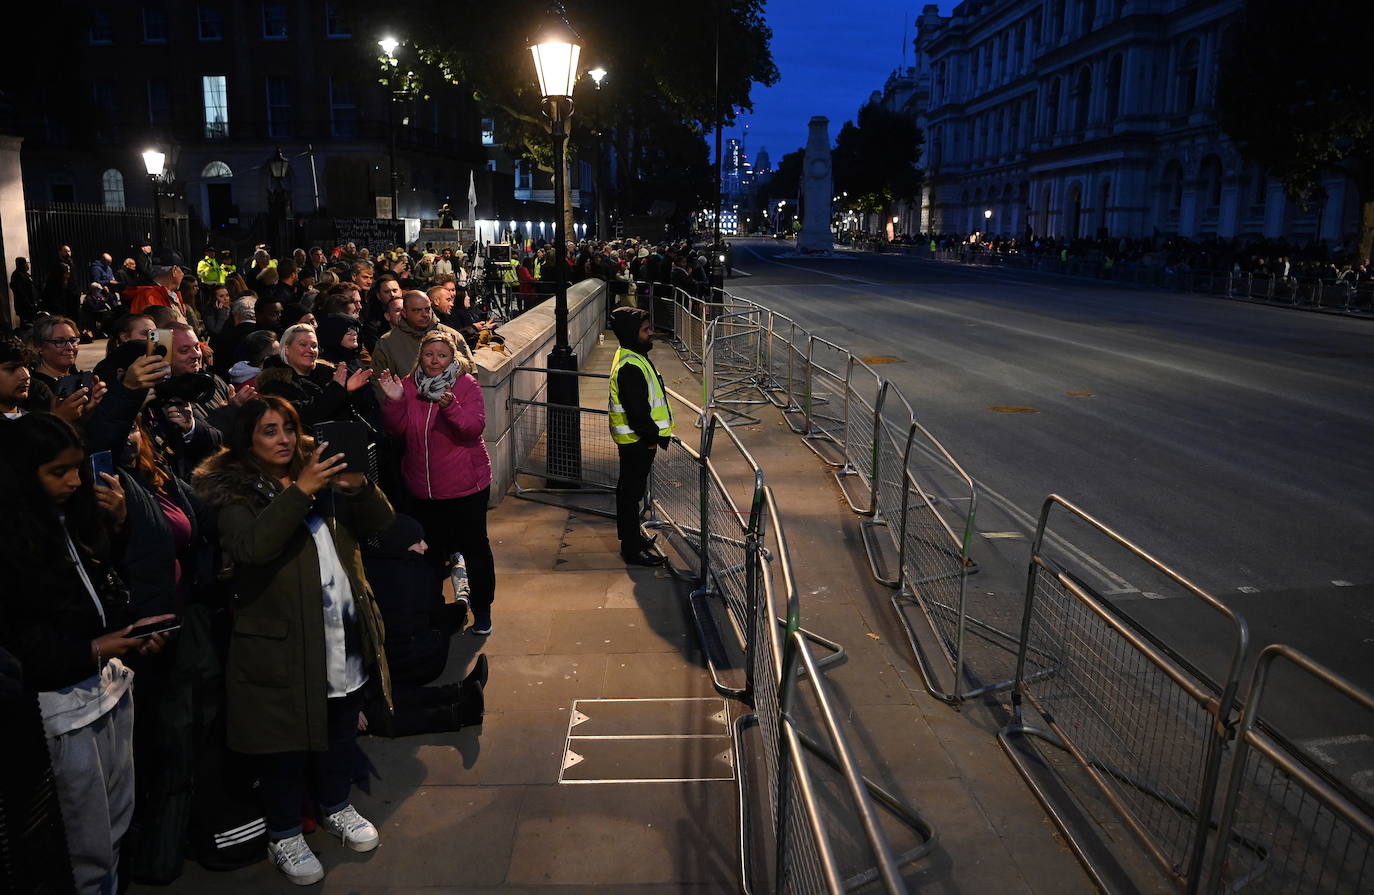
[306,514,368,697]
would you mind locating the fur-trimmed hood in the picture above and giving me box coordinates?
[192,448,302,509]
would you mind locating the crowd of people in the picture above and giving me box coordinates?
[0,238,525,892]
[916,231,1373,284]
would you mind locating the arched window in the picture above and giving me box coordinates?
[1073,66,1093,130]
[1045,78,1061,135]
[1080,0,1095,34]
[202,160,233,179]
[1178,39,1200,111]
[1050,0,1064,38]
[101,168,125,208]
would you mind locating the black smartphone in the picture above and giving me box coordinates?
[88,450,115,484]
[55,371,95,398]
[127,617,181,639]
[313,421,373,476]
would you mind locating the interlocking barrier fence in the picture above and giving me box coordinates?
[509,369,933,892]
[653,286,1374,892]
[924,247,1374,317]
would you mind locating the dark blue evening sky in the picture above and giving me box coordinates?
[730,1,958,167]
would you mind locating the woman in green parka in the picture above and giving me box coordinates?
[192,395,394,886]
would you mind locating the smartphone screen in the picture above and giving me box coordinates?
[89,450,115,483]
[127,618,181,639]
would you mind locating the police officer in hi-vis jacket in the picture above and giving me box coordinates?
[607,306,675,566]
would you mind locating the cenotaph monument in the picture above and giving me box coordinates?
[797,116,834,253]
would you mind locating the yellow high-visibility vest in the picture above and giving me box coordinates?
[608,349,675,444]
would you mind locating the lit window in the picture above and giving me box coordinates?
[202,161,233,178]
[198,5,223,40]
[90,8,113,44]
[324,1,350,37]
[481,118,495,146]
[329,79,357,138]
[203,75,229,139]
[143,6,167,42]
[266,77,292,138]
[102,169,126,208]
[262,2,289,39]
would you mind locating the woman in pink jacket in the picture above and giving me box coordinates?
[378,332,495,634]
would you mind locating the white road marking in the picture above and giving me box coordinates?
[741,246,883,286]
[726,268,753,278]
[1299,735,1374,798]
[1142,592,1168,600]
[1236,586,1260,594]
[1333,580,1355,587]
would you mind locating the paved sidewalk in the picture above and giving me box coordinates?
[131,333,1094,894]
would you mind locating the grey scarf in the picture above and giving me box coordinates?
[414,362,461,402]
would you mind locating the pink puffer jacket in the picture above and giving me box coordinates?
[381,372,492,500]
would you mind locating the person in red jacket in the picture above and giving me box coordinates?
[377,332,495,634]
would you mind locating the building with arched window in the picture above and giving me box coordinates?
[902,0,1359,245]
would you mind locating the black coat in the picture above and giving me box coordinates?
[117,468,212,619]
[0,522,128,693]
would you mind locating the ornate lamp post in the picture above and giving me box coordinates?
[378,37,401,220]
[529,6,583,483]
[142,149,165,252]
[588,66,607,239]
[266,148,292,256]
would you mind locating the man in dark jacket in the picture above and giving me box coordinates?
[8,257,37,326]
[607,306,674,566]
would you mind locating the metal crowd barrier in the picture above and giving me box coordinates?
[1203,644,1374,894]
[509,366,619,517]
[1000,495,1249,893]
[733,486,934,894]
[703,308,771,425]
[923,250,1374,317]
[669,283,1373,890]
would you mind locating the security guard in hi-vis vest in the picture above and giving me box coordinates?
[608,306,676,566]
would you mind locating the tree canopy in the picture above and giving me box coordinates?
[343,0,778,225]
[831,102,924,217]
[1217,0,1374,260]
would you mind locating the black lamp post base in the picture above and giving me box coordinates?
[545,349,582,487]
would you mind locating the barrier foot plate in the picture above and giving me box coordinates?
[997,722,1142,895]
[834,467,874,516]
[782,409,808,434]
[858,519,902,588]
[690,589,747,698]
[801,433,846,468]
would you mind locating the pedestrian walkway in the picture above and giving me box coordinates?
[132,332,1094,893]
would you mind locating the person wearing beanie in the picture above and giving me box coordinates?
[607,306,674,566]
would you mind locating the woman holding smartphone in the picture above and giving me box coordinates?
[192,395,394,885]
[0,413,172,894]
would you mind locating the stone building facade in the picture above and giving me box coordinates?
[899,0,1358,246]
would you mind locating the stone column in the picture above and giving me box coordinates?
[797,117,834,253]
[0,136,29,327]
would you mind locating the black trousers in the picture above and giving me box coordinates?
[616,442,657,551]
[257,689,362,838]
[410,488,495,611]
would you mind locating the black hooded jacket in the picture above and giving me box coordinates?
[610,309,669,447]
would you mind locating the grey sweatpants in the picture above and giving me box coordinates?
[46,690,135,895]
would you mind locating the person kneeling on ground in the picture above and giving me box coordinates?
[608,306,675,566]
[359,514,486,737]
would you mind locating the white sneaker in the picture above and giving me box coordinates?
[267,833,324,885]
[321,804,380,853]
